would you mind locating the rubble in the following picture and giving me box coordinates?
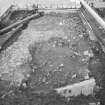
[0,12,103,105]
[56,78,96,97]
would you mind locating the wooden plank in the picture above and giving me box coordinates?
[0,24,23,50]
[0,12,44,35]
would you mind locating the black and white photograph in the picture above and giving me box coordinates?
[0,0,105,105]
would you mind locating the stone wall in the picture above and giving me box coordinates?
[0,0,81,17]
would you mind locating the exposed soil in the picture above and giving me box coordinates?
[0,11,105,105]
[28,13,92,92]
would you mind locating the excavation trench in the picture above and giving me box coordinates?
[0,11,104,105]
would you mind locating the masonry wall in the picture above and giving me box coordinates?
[0,0,80,17]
